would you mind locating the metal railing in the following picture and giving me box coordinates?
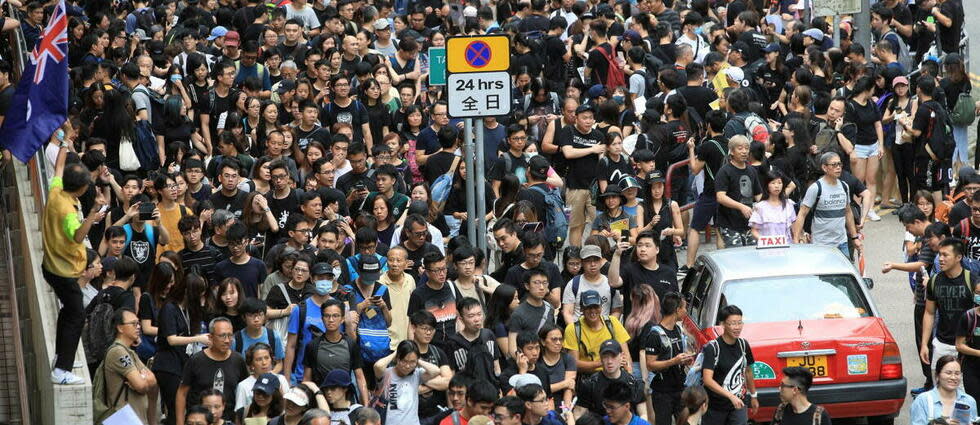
[664,159,696,212]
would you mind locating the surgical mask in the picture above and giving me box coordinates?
[974,294,980,306]
[612,95,625,105]
[315,279,332,295]
[333,267,342,277]
[527,151,538,158]
[170,74,182,83]
[695,27,703,35]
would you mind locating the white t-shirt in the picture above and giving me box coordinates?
[561,274,622,320]
[381,367,423,425]
[235,373,290,411]
[285,4,321,30]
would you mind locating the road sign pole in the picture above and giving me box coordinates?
[832,14,841,48]
[474,118,487,252]
[856,0,872,57]
[803,0,811,24]
[464,118,477,244]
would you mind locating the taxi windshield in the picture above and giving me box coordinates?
[720,274,872,322]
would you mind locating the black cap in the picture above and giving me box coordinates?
[599,339,622,355]
[648,169,665,183]
[277,79,297,94]
[731,41,750,55]
[358,255,382,282]
[529,155,550,180]
[311,262,335,276]
[575,104,594,114]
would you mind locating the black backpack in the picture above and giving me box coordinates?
[459,337,497,385]
[134,87,166,134]
[633,68,658,99]
[135,8,156,33]
[82,289,123,366]
[923,100,955,163]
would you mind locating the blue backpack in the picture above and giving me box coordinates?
[351,284,392,362]
[529,185,569,246]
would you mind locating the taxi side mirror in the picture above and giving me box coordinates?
[863,277,874,289]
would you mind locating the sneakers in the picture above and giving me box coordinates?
[867,210,881,222]
[678,265,691,274]
[51,368,84,385]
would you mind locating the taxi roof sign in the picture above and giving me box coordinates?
[447,35,510,73]
[756,235,789,249]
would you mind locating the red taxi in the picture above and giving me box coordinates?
[681,242,906,423]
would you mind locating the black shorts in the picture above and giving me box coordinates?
[690,192,718,231]
[913,157,946,193]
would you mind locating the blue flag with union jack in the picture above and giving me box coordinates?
[0,0,68,163]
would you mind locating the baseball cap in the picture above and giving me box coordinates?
[529,155,550,180]
[580,289,603,307]
[277,79,297,94]
[207,26,228,41]
[283,387,310,406]
[622,30,642,44]
[373,19,391,30]
[253,373,279,395]
[311,262,336,277]
[599,339,622,355]
[358,255,382,282]
[724,66,745,83]
[321,369,352,389]
[587,84,607,99]
[892,75,909,87]
[803,28,824,42]
[762,42,780,53]
[581,245,602,260]
[147,40,165,57]
[508,373,543,391]
[225,31,241,47]
[575,104,594,114]
[619,175,642,191]
[463,5,478,17]
[580,11,595,19]
[647,169,665,184]
[730,41,750,55]
[134,28,150,41]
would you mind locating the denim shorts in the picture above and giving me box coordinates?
[853,142,881,159]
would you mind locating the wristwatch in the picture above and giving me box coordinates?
[749,392,758,398]
[262,207,271,212]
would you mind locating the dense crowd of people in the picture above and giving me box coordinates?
[23,0,980,423]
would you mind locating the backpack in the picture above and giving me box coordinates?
[701,138,727,181]
[573,316,615,360]
[880,30,912,74]
[937,192,967,224]
[459,334,497,385]
[122,224,156,251]
[923,101,955,162]
[134,8,156,33]
[431,155,462,206]
[684,337,747,387]
[234,327,280,356]
[647,324,688,381]
[633,68,659,100]
[134,87,166,133]
[82,289,124,367]
[92,342,129,423]
[950,87,976,127]
[529,185,569,247]
[595,44,626,89]
[742,112,771,145]
[962,309,980,364]
[351,284,393,363]
[772,402,825,425]
[133,120,161,171]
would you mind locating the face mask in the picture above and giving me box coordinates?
[526,151,538,158]
[612,95,625,105]
[974,294,980,306]
[695,27,703,35]
[170,74,182,83]
[333,267,342,277]
[315,279,332,295]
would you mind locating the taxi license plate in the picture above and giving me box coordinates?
[786,356,829,377]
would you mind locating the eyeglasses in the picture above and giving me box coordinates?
[602,402,625,411]
[324,313,343,319]
[122,321,140,327]
[528,280,549,286]
[412,230,428,238]
[510,136,528,141]
[272,174,290,180]
[779,383,798,389]
[415,325,435,333]
[427,267,448,274]
[823,162,843,168]
[293,267,309,273]
[213,333,234,340]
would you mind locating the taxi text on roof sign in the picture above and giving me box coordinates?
[756,235,789,249]
[446,35,511,73]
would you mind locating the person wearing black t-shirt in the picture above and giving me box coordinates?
[774,367,832,425]
[642,292,692,425]
[559,105,605,247]
[424,126,461,185]
[210,159,249,218]
[922,238,978,372]
[703,305,758,425]
[504,233,564,304]
[321,74,372,148]
[490,125,532,192]
[214,223,268,298]
[583,21,612,87]
[337,143,378,206]
[292,101,329,152]
[407,251,460,353]
[685,110,728,269]
[619,232,678,320]
[714,136,762,248]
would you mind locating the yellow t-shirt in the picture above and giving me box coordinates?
[156,203,191,259]
[42,177,86,278]
[381,272,416,349]
[563,315,630,366]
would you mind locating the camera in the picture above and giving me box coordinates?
[139,203,155,221]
